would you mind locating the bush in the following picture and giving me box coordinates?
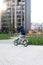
[27,36,43,45]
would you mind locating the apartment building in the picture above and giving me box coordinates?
[1,0,31,32]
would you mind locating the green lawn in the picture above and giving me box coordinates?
[0,34,11,40]
[26,35,43,45]
[0,33,19,40]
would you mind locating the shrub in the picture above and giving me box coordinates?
[27,36,43,45]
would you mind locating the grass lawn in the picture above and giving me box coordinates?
[0,34,11,40]
[26,35,43,45]
[0,33,19,40]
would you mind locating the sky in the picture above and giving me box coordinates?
[0,0,6,12]
[31,0,43,24]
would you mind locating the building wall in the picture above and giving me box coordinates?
[26,0,31,31]
[0,13,2,31]
[2,0,31,32]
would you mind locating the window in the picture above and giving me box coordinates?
[17,19,21,22]
[17,23,21,26]
[18,0,21,2]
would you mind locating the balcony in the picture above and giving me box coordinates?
[22,2,25,5]
[16,6,21,10]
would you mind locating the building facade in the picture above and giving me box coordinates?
[1,0,31,32]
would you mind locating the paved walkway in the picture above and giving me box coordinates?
[0,38,43,65]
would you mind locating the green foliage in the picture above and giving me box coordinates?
[0,34,11,40]
[26,36,43,45]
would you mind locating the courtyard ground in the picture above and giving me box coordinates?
[0,38,43,65]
